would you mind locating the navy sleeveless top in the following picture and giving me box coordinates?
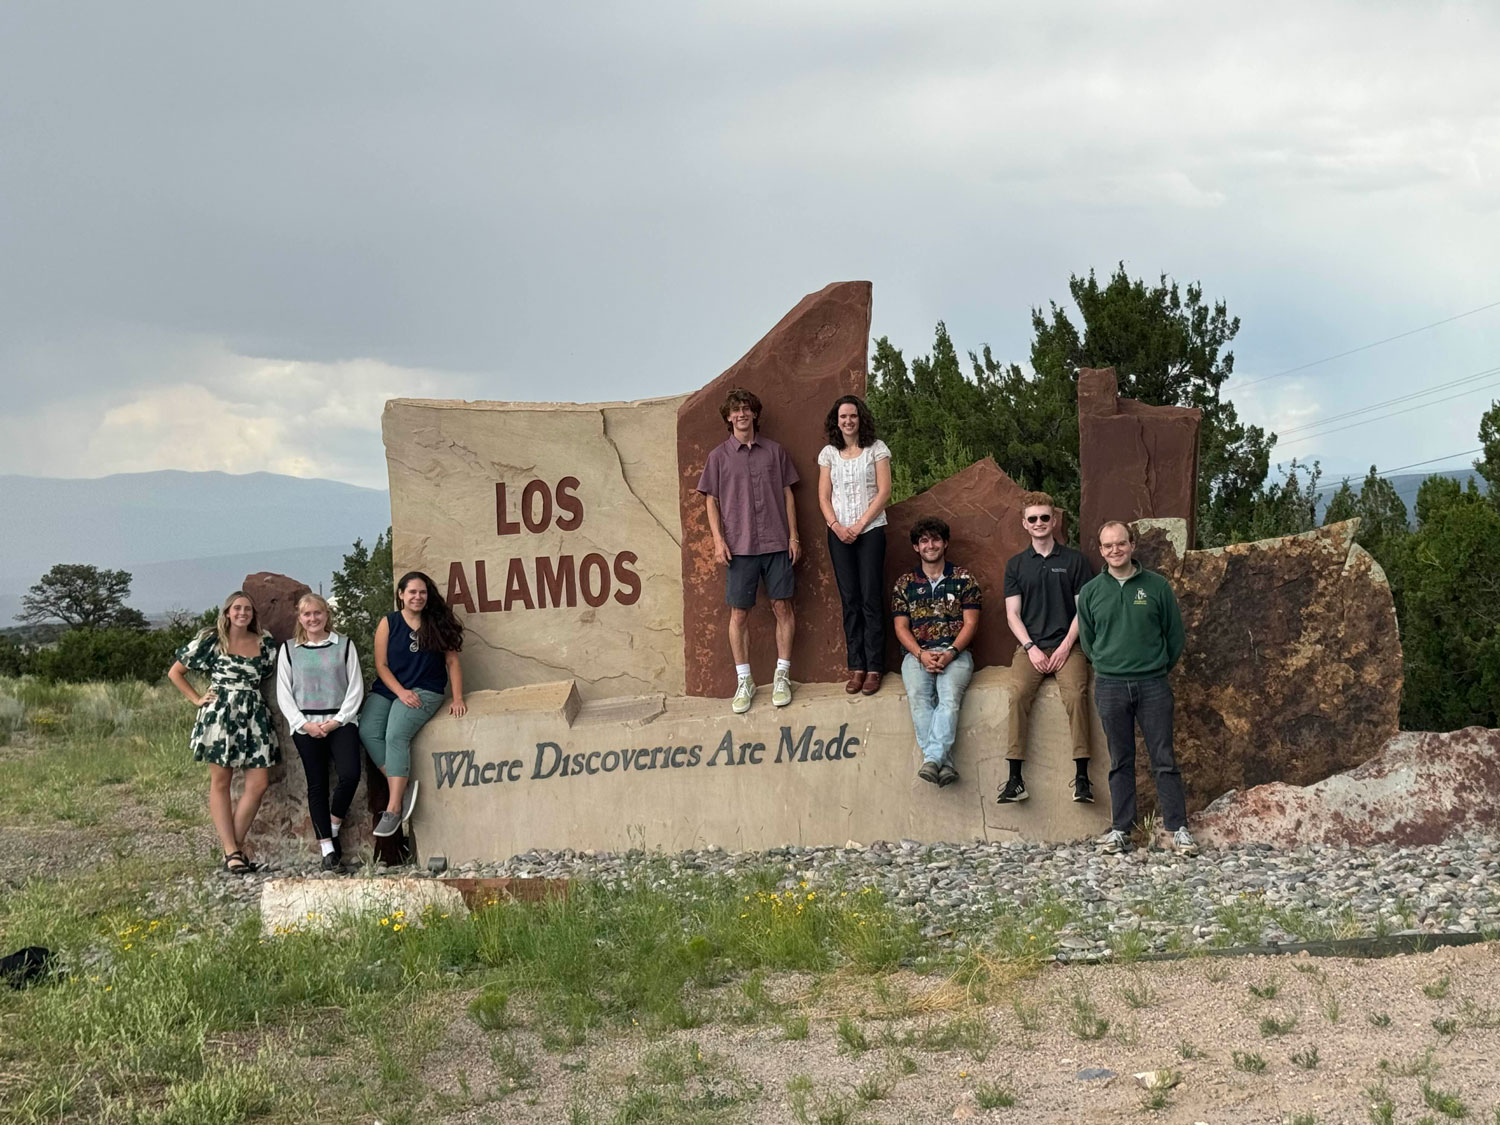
[372,612,448,699]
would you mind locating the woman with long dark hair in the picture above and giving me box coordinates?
[817,395,892,695]
[359,570,466,838]
[167,590,278,874]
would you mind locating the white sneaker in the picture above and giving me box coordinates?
[772,669,793,707]
[1172,827,1200,856]
[400,779,420,826]
[1099,829,1131,855]
[731,675,755,714]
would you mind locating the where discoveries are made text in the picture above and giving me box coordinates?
[432,723,861,789]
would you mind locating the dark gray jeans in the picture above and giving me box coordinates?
[1094,674,1188,833]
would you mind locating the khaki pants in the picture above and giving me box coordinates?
[1005,644,1091,761]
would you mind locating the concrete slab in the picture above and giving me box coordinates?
[259,876,468,937]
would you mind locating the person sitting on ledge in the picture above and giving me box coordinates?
[696,387,801,714]
[1076,520,1198,857]
[893,516,982,788]
[817,394,893,697]
[999,492,1096,805]
[360,570,467,839]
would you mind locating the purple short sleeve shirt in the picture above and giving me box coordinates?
[696,435,801,556]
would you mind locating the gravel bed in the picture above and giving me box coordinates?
[166,835,1500,959]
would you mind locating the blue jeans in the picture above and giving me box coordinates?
[900,650,975,766]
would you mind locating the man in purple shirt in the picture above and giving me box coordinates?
[696,388,801,714]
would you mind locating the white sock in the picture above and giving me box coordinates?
[776,658,791,675]
[735,663,751,679]
[330,820,341,838]
[319,839,335,856]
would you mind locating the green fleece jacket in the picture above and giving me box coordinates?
[1076,565,1184,678]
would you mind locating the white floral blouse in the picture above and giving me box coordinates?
[817,439,892,529]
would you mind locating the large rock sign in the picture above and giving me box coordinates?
[383,395,688,700]
[1078,366,1200,564]
[677,282,871,698]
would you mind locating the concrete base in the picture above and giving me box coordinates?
[259,876,468,937]
[408,669,1110,863]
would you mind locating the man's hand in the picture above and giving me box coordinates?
[788,539,801,564]
[1028,645,1050,673]
[920,650,946,674]
[714,540,733,566]
[1045,641,1072,674]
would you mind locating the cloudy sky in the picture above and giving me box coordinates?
[2,2,1497,489]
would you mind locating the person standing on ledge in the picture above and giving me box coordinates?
[893,517,982,788]
[998,492,1096,805]
[696,387,801,714]
[817,395,892,696]
[1076,520,1198,856]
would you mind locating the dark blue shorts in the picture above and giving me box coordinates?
[726,551,795,608]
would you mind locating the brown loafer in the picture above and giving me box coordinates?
[845,670,866,694]
[861,671,882,695]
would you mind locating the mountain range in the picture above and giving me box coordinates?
[1,471,390,620]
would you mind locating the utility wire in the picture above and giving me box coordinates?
[1234,298,1500,389]
[1275,364,1500,439]
[1279,377,1500,448]
[1378,449,1483,475]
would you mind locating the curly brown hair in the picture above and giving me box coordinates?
[824,395,877,450]
[719,388,762,433]
[1019,491,1055,512]
[396,571,465,652]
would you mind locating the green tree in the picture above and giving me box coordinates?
[17,564,143,629]
[31,624,192,684]
[1246,460,1322,540]
[1476,399,1500,498]
[1323,479,1358,525]
[1349,465,1409,562]
[330,528,393,677]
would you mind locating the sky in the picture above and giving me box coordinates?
[1,2,1497,490]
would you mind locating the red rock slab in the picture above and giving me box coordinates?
[1192,728,1500,848]
[242,571,312,645]
[678,282,872,697]
[441,876,571,909]
[882,458,1068,673]
[1078,367,1200,567]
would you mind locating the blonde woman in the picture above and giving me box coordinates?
[275,593,364,872]
[167,591,278,874]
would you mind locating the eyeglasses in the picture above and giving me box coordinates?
[1025,514,1051,524]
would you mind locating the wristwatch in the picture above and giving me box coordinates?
[1022,641,1036,651]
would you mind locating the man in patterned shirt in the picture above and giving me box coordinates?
[892,516,982,787]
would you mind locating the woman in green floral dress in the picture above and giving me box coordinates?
[167,590,279,874]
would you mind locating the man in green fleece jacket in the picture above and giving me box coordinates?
[1076,520,1198,857]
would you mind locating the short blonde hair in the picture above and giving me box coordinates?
[293,592,333,645]
[1019,491,1055,512]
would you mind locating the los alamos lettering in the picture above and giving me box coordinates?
[431,724,861,789]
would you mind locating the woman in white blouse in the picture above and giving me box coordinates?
[817,395,893,695]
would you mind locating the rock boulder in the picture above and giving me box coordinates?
[242,571,311,645]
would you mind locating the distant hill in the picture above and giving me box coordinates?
[1314,469,1487,524]
[1,471,389,617]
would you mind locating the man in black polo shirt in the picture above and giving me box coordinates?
[998,492,1096,805]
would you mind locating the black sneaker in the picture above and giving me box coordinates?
[917,761,941,785]
[321,853,343,872]
[937,764,960,788]
[996,777,1029,803]
[1073,775,1094,803]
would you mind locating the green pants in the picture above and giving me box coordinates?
[359,689,444,779]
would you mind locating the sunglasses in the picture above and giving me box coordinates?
[1025,513,1052,524]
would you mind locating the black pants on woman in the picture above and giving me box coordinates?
[827,527,887,672]
[292,715,363,840]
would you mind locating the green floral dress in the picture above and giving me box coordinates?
[175,631,280,768]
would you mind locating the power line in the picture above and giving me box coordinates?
[1234,298,1500,390]
[1275,364,1500,439]
[1284,379,1500,450]
[1379,449,1483,475]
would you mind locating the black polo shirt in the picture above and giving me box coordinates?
[1002,542,1095,650]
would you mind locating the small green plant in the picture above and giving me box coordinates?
[917,1015,995,1060]
[1233,1050,1268,1074]
[1366,1081,1395,1125]
[1120,973,1157,1009]
[835,1016,870,1055]
[1369,1012,1392,1029]
[1249,980,1280,999]
[469,985,511,1030]
[1260,1013,1299,1037]
[1291,1046,1320,1070]
[854,1074,891,1102]
[782,1015,809,1041]
[892,1051,918,1075]
[1320,990,1342,1024]
[1423,975,1452,1000]
[1067,992,1110,1041]
[1433,1016,1459,1036]
[975,1080,1017,1109]
[1141,1086,1172,1111]
[1421,1080,1467,1119]
[489,1036,534,1091]
[1010,997,1043,1032]
[1178,1040,1203,1060]
[1379,1048,1437,1078]
[1287,1114,1318,1125]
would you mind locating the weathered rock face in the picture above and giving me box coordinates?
[1078,367,1200,566]
[882,458,1069,673]
[1192,728,1500,848]
[242,572,311,644]
[677,282,871,698]
[382,395,688,701]
[1127,518,1401,816]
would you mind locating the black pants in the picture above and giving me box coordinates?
[293,719,363,840]
[827,527,886,672]
[1094,675,1188,833]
